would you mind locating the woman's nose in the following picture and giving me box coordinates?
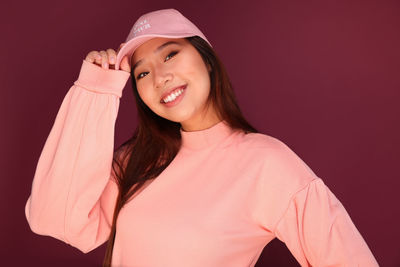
[154,64,173,89]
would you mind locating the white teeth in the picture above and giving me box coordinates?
[163,89,184,103]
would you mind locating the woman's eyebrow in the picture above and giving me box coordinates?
[132,41,181,72]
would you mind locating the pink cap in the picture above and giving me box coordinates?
[115,8,212,71]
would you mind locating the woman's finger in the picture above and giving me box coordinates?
[99,50,108,69]
[107,49,117,65]
[85,51,99,63]
[93,51,102,65]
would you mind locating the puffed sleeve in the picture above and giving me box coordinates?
[251,136,379,266]
[24,59,130,253]
[273,177,379,266]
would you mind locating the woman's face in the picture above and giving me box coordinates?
[131,37,219,131]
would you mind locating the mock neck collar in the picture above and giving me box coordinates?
[180,120,236,150]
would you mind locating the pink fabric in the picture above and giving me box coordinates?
[25,59,379,266]
[115,8,212,70]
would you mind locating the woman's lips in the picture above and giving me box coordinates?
[160,84,187,102]
[161,85,187,107]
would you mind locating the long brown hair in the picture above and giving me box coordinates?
[102,36,258,266]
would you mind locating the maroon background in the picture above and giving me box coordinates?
[2,0,399,266]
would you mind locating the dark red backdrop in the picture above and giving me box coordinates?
[2,0,399,266]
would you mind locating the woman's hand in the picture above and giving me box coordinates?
[84,43,130,73]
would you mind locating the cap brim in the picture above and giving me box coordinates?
[115,33,196,71]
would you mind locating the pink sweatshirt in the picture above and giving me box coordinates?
[25,59,379,267]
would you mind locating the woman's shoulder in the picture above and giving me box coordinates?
[238,131,293,153]
[237,131,319,181]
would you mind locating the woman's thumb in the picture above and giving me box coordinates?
[116,42,130,72]
[120,55,131,73]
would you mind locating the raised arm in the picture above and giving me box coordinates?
[25,52,131,253]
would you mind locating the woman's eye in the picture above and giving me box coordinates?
[165,51,178,61]
[136,72,148,80]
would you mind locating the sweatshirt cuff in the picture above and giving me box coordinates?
[73,59,131,98]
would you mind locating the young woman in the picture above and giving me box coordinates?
[25,8,379,267]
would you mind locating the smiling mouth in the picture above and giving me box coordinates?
[160,85,187,103]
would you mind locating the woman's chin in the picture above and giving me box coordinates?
[159,107,195,124]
